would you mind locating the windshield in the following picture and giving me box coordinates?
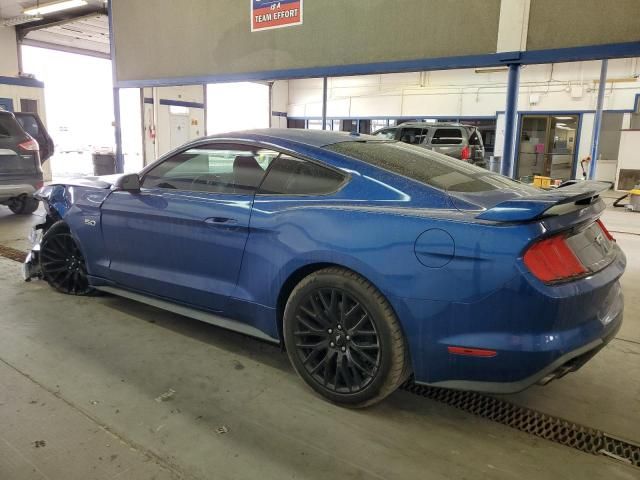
[325,141,539,194]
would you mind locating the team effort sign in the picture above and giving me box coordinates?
[252,0,303,31]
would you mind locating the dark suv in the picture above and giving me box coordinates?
[0,110,44,215]
[372,122,486,167]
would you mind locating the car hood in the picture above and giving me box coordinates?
[48,174,126,190]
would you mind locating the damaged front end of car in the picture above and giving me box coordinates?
[22,184,68,282]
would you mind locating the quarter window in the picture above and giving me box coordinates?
[142,144,278,194]
[258,155,345,195]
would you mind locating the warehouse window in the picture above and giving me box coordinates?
[258,155,346,195]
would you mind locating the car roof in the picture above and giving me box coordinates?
[393,122,474,128]
[201,128,378,148]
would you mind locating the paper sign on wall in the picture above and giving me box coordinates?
[252,0,303,32]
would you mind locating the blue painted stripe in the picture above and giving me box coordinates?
[0,76,45,88]
[271,111,287,117]
[114,41,640,89]
[159,99,205,109]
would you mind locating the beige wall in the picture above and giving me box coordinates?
[528,0,640,50]
[112,0,501,83]
[0,26,19,77]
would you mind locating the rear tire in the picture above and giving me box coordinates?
[283,267,409,407]
[8,196,39,215]
[39,221,95,295]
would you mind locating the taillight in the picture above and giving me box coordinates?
[18,138,39,151]
[461,146,471,161]
[35,181,44,190]
[524,234,587,283]
[596,219,615,242]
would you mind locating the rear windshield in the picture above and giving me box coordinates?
[431,128,463,145]
[325,141,539,194]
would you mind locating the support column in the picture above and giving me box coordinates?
[113,87,124,173]
[501,63,521,177]
[108,0,124,173]
[322,77,328,130]
[589,59,608,180]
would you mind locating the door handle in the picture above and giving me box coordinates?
[204,217,238,225]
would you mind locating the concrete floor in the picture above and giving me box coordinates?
[0,201,638,480]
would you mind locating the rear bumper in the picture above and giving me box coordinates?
[390,247,626,393]
[0,183,36,202]
[424,307,622,394]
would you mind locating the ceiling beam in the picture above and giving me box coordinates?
[15,5,107,39]
[20,38,110,59]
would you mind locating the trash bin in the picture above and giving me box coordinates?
[92,152,116,176]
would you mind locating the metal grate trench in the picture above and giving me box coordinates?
[2,244,637,469]
[0,244,27,263]
[402,382,640,468]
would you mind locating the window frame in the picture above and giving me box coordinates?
[138,140,350,198]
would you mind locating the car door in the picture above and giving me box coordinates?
[100,142,277,312]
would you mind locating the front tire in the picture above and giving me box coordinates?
[283,267,409,407]
[8,196,39,215]
[39,221,95,295]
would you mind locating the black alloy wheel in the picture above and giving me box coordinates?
[39,221,94,295]
[284,267,409,407]
[293,287,381,393]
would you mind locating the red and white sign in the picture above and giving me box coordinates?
[252,0,303,32]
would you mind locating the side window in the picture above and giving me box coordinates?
[258,155,345,195]
[399,127,426,145]
[431,128,463,145]
[468,129,483,146]
[142,144,278,194]
[16,115,40,137]
[373,128,396,140]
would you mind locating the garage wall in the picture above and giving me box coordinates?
[142,85,206,163]
[286,59,640,119]
[112,0,501,83]
[527,0,640,51]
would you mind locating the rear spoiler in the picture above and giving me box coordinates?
[477,181,611,222]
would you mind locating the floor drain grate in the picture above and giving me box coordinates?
[401,382,640,468]
[0,244,27,263]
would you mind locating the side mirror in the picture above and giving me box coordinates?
[113,173,141,192]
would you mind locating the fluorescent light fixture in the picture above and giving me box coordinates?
[24,0,87,16]
[474,67,509,74]
[554,116,574,120]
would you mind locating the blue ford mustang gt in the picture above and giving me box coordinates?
[24,129,625,407]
